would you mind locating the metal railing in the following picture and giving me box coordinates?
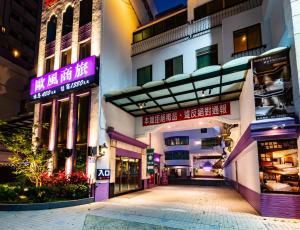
[131,0,263,56]
[231,45,267,58]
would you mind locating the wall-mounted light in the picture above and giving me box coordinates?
[208,88,212,95]
[12,49,20,58]
[201,90,205,97]
[138,102,146,109]
[98,143,108,157]
[1,26,6,34]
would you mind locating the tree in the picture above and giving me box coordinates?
[0,123,51,187]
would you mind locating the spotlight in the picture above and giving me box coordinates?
[272,125,278,130]
[201,90,205,97]
[138,102,146,109]
[208,89,212,95]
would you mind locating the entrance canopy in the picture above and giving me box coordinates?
[105,56,253,117]
[105,48,287,117]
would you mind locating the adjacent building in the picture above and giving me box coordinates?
[0,0,42,119]
[30,0,300,218]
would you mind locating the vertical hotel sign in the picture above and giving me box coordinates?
[147,149,154,174]
[253,49,295,120]
[30,56,98,101]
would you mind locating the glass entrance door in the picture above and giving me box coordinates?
[115,157,140,194]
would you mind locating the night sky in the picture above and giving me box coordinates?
[154,0,187,13]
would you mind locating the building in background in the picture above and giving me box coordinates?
[30,0,300,219]
[0,0,42,119]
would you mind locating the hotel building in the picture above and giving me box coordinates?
[31,0,300,218]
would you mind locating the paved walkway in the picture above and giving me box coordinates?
[0,186,299,230]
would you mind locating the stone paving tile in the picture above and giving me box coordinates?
[0,186,299,230]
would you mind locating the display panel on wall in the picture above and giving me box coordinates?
[253,49,295,120]
[258,139,299,194]
[30,56,98,101]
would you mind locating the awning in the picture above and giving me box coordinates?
[0,113,34,133]
[104,48,287,117]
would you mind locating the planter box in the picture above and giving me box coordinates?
[0,197,94,211]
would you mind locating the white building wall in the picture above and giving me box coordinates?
[222,6,266,62]
[132,27,223,84]
[225,142,260,193]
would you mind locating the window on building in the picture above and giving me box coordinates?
[165,55,183,78]
[194,0,223,20]
[79,40,91,59]
[165,136,189,146]
[137,65,152,86]
[165,150,189,160]
[62,6,74,36]
[196,44,218,69]
[224,0,245,8]
[75,94,90,172]
[40,103,52,148]
[201,138,219,149]
[132,11,187,43]
[200,128,208,133]
[61,49,72,67]
[56,99,70,170]
[233,24,262,53]
[45,56,54,73]
[79,0,92,27]
[46,16,57,44]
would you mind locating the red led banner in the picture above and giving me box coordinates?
[143,102,231,126]
[45,0,58,7]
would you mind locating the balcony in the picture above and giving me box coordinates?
[131,0,263,56]
[78,22,92,42]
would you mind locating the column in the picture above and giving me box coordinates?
[71,0,80,63]
[54,9,63,70]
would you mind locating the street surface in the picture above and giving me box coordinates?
[0,186,299,230]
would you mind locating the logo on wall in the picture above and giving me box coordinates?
[147,149,155,174]
[96,169,110,180]
[142,102,230,126]
[252,49,295,120]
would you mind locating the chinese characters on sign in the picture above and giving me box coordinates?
[30,56,97,101]
[142,102,230,126]
[96,169,111,180]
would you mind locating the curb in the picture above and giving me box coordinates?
[0,197,95,211]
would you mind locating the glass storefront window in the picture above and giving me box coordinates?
[75,95,90,172]
[115,157,140,194]
[56,99,69,170]
[165,136,189,146]
[40,103,52,148]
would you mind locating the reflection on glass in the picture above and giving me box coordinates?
[40,104,52,148]
[115,157,140,194]
[57,100,69,170]
[75,95,90,172]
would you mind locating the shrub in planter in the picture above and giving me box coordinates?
[64,184,89,200]
[0,185,19,202]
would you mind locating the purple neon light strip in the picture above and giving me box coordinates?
[30,56,96,95]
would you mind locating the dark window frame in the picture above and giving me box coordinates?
[196,44,218,69]
[233,23,262,54]
[79,39,91,60]
[62,6,74,36]
[61,48,72,67]
[137,65,152,86]
[45,56,55,73]
[165,136,189,146]
[46,16,57,44]
[79,0,93,27]
[165,55,183,79]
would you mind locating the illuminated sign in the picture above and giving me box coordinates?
[30,56,98,101]
[96,169,110,180]
[142,102,230,126]
[45,0,58,7]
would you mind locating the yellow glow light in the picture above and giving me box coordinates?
[242,35,247,42]
[12,49,20,58]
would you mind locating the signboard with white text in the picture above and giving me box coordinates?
[96,169,110,180]
[30,56,98,101]
[142,102,230,126]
